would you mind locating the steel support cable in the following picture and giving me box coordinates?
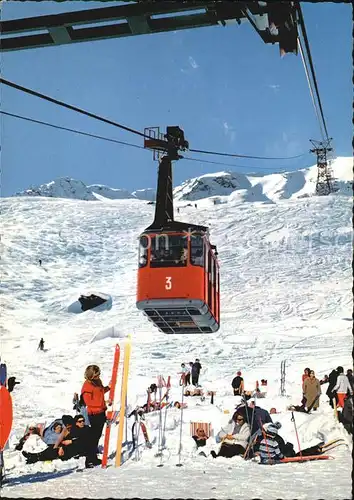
[296,4,330,140]
[0,77,150,140]
[189,147,306,160]
[0,110,146,150]
[0,78,308,162]
[297,38,326,142]
[183,155,288,172]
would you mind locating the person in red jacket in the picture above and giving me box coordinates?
[81,364,110,462]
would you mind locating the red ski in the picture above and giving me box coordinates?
[101,344,120,468]
[280,455,333,463]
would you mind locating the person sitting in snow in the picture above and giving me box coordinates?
[211,411,250,458]
[23,415,98,468]
[258,422,284,464]
[15,424,45,452]
[42,420,64,446]
[184,387,204,397]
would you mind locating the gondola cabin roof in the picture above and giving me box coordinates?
[143,220,208,234]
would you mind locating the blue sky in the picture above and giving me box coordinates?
[1,2,352,196]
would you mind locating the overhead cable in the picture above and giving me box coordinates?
[1,77,308,161]
[189,148,307,160]
[296,3,330,140]
[183,155,287,172]
[297,38,326,142]
[0,111,146,150]
[0,77,149,140]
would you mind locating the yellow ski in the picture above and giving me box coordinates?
[115,336,131,467]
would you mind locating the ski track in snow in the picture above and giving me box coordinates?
[0,189,352,499]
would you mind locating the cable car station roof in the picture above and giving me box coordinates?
[0,1,298,53]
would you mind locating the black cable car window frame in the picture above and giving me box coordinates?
[150,234,188,268]
[138,235,149,268]
[190,234,205,267]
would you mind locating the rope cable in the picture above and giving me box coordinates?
[1,77,308,161]
[297,38,326,142]
[0,110,146,150]
[296,4,330,140]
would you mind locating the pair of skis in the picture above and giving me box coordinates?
[101,338,132,468]
[131,411,152,451]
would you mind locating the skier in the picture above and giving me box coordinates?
[37,338,45,351]
[332,366,353,408]
[38,259,42,266]
[81,364,110,465]
[191,359,202,386]
[231,371,244,396]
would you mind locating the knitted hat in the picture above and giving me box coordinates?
[237,371,242,376]
[264,422,282,434]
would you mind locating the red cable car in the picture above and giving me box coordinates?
[136,127,220,334]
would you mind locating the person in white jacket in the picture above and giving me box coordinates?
[333,366,353,408]
[211,412,250,458]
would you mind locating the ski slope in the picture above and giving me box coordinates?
[0,159,352,499]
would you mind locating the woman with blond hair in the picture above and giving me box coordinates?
[81,364,110,465]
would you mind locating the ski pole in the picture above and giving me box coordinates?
[291,411,302,458]
[176,386,185,467]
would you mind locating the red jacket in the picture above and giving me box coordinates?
[81,380,110,415]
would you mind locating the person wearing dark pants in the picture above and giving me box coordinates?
[88,412,106,453]
[191,359,202,386]
[81,364,110,458]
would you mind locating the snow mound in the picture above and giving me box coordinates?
[90,325,127,343]
[132,188,156,201]
[67,292,112,314]
[88,184,134,200]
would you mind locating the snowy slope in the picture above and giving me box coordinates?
[1,157,352,498]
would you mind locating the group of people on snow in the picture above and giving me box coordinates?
[179,359,202,387]
[17,364,110,468]
[14,359,352,470]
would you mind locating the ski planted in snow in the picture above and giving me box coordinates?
[101,344,120,468]
[115,336,131,467]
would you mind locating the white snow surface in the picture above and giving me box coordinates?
[1,157,353,499]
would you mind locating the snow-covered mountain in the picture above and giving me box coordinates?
[14,157,352,205]
[15,177,97,201]
[174,156,353,202]
[14,177,156,202]
[1,155,352,497]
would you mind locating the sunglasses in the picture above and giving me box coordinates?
[76,419,85,423]
[236,418,244,421]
